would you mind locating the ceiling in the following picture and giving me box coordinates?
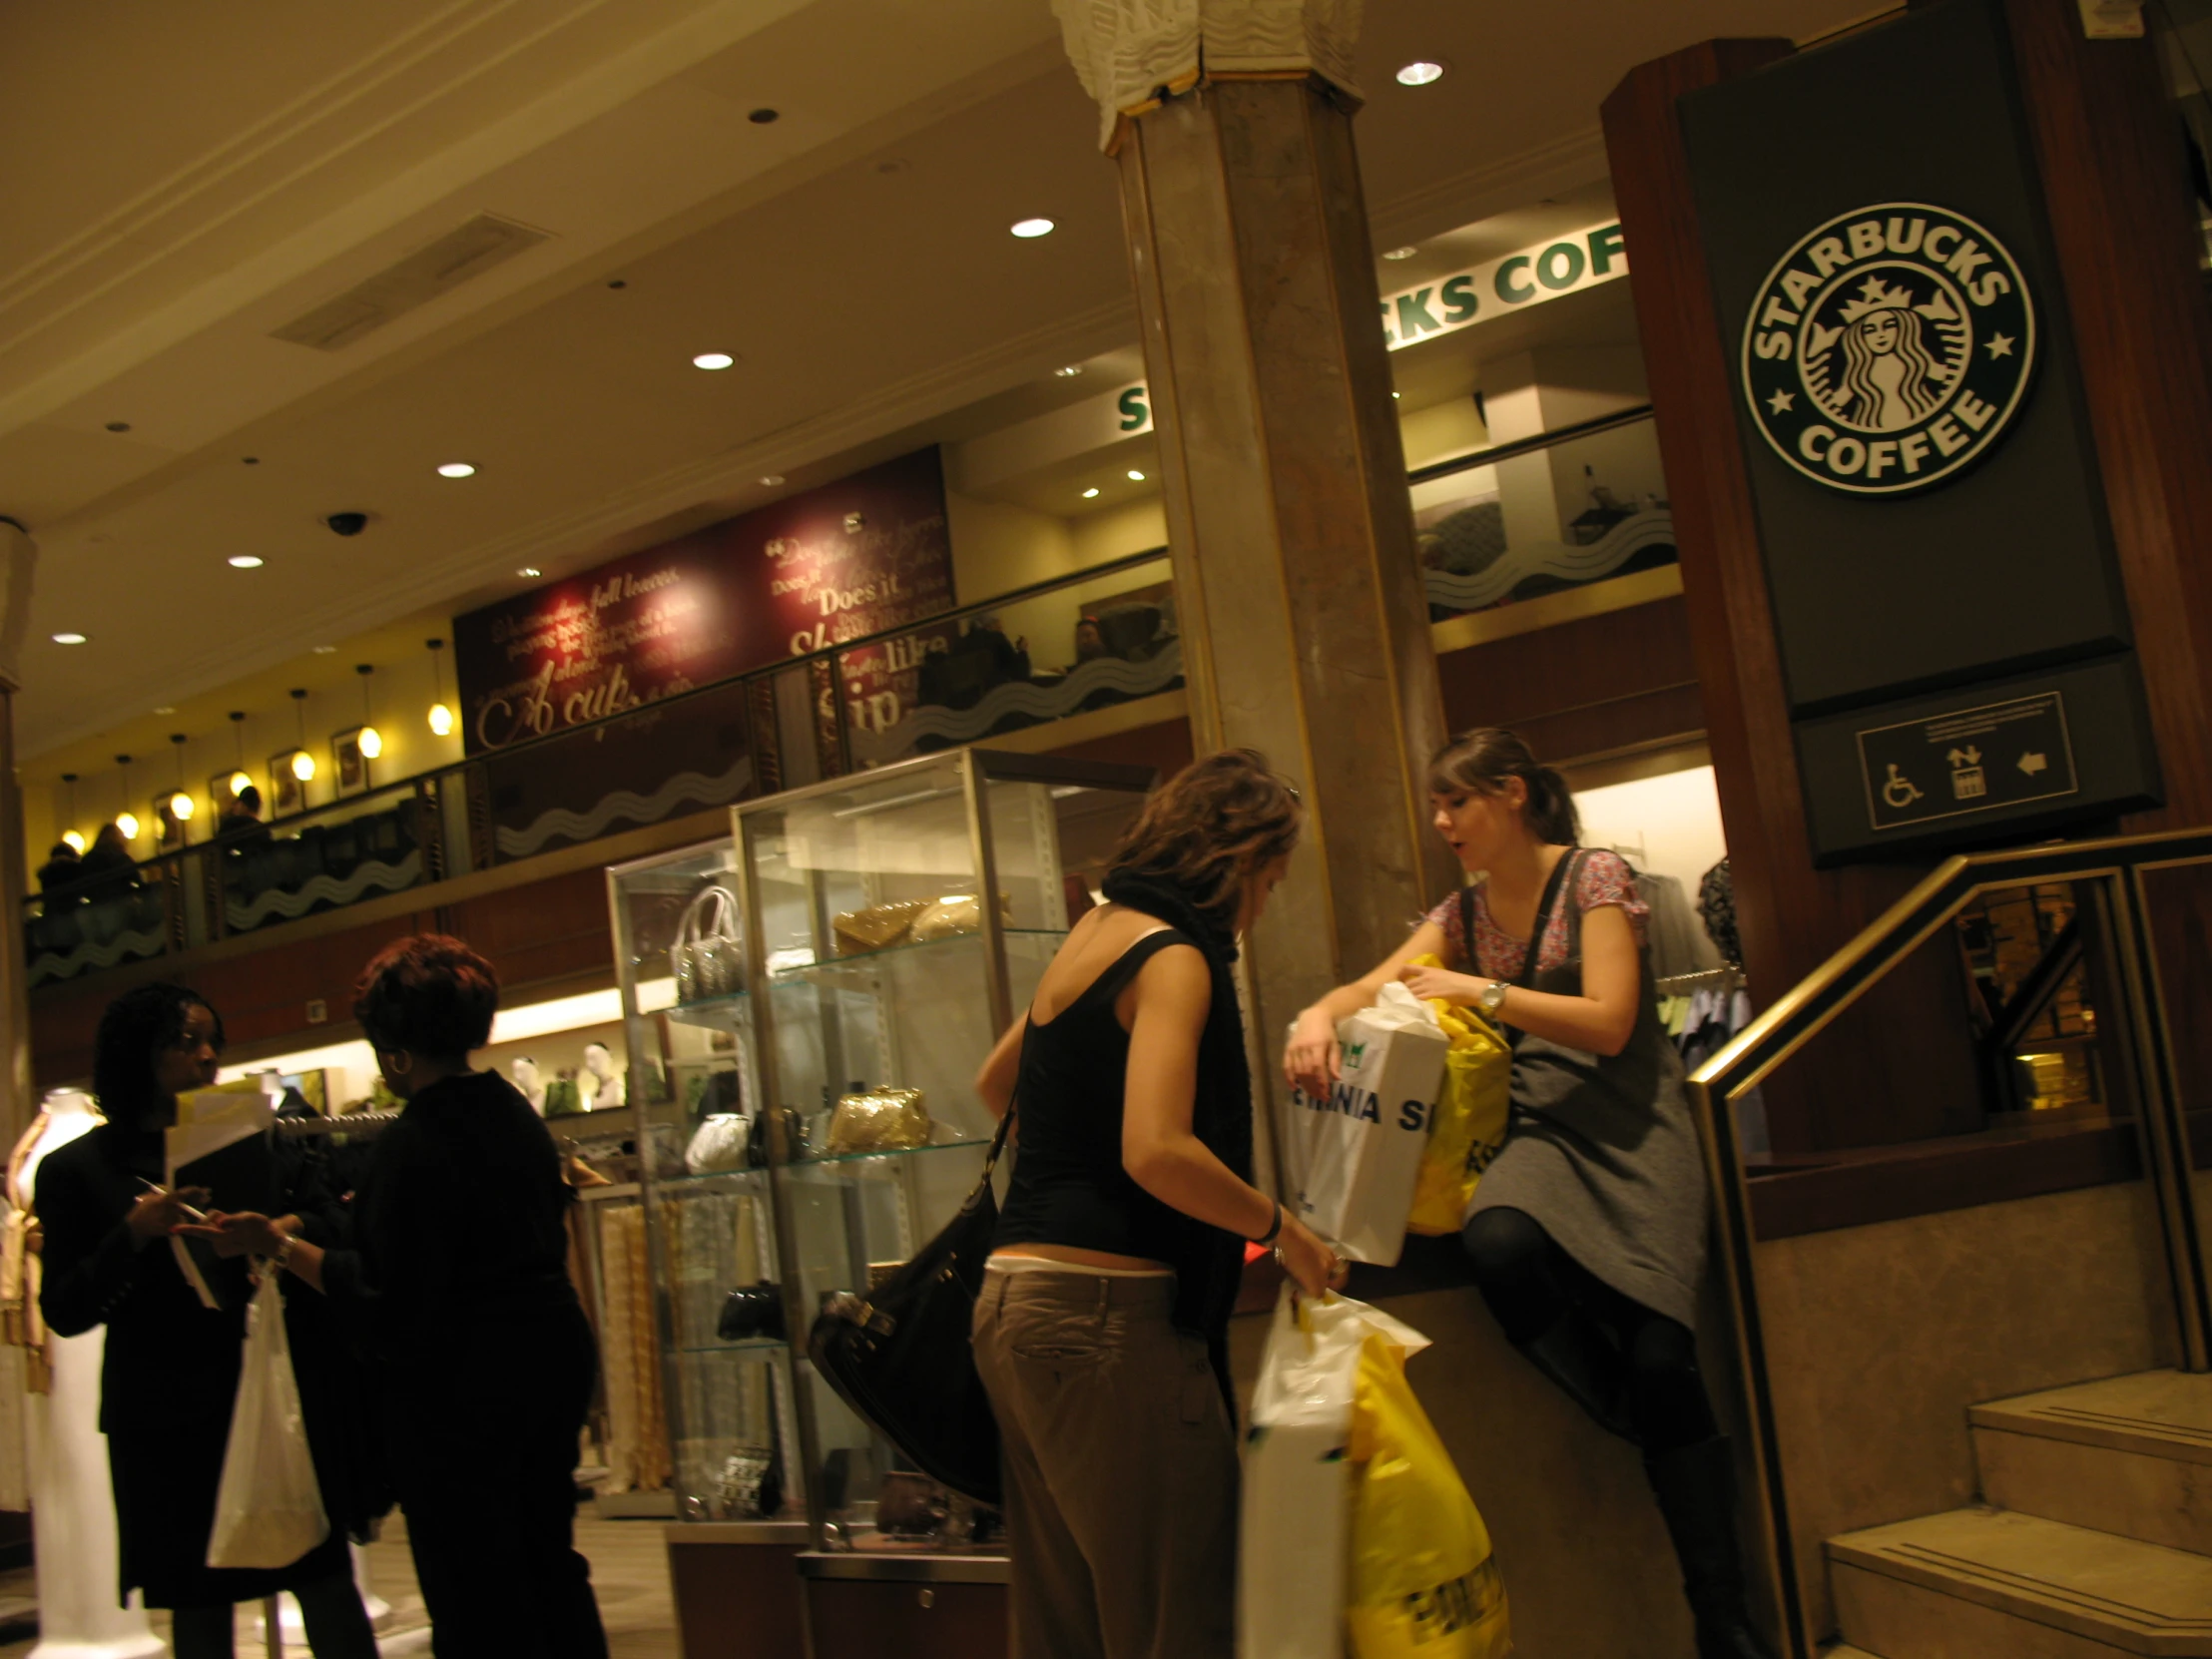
[0,0,1890,779]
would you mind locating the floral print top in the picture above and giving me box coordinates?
[1423,849,1648,981]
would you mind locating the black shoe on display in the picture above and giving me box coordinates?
[1644,1435,1782,1659]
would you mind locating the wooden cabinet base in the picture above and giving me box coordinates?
[665,1523,809,1658]
[799,1553,1008,1659]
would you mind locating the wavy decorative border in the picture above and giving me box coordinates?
[495,756,756,860]
[225,852,422,931]
[1424,508,1676,614]
[851,640,1186,767]
[29,926,169,986]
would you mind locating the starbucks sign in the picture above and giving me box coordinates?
[1741,204,2034,496]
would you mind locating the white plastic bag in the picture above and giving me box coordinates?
[1284,984,1450,1265]
[206,1272,329,1569]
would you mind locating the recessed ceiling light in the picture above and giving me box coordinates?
[436,462,476,478]
[693,351,736,370]
[1054,365,1084,377]
[517,566,542,578]
[1392,391,1401,399]
[1010,218,1055,239]
[52,632,86,645]
[312,644,337,655]
[1382,246,1419,262]
[153,706,176,716]
[759,474,786,487]
[1082,487,1101,499]
[1395,60,1445,86]
[228,555,265,568]
[1126,469,1145,481]
[749,108,780,125]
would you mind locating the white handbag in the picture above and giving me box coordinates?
[672,884,744,1004]
[686,1113,752,1174]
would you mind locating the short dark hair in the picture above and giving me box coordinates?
[93,982,225,1123]
[46,842,75,860]
[353,933,500,1058]
[236,785,262,812]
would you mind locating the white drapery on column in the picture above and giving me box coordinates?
[1052,0,1365,148]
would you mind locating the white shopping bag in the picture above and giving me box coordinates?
[206,1272,329,1569]
[1285,985,1449,1265]
[1239,1288,1430,1659]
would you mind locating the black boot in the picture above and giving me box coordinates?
[1644,1436,1780,1659]
[1518,1314,1634,1440]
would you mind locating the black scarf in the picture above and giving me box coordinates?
[1099,868,1254,1357]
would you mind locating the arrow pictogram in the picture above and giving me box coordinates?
[2018,752,2048,777]
[1946,747,1982,769]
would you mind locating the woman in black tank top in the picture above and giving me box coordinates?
[969,751,1342,1659]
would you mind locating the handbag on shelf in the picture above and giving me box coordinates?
[832,898,931,958]
[672,884,745,1003]
[910,892,1012,943]
[807,1098,1015,1505]
[718,1446,783,1519]
[717,1281,786,1342]
[686,1113,751,1174]
[827,1087,931,1155]
[875,1470,949,1538]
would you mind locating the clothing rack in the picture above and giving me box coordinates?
[1654,964,1742,996]
[272,1110,400,1140]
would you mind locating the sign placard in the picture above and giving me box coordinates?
[1856,692,2076,831]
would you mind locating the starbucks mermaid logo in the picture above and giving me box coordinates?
[1742,203,2035,496]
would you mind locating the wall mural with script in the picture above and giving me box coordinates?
[451,447,953,757]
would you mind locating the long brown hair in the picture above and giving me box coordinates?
[1105,749,1303,930]
[1427,728,1579,845]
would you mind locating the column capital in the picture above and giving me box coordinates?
[1051,0,1364,149]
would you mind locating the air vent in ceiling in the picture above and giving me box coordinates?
[271,213,553,351]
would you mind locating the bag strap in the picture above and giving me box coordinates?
[1512,847,1580,992]
[973,1020,1026,1191]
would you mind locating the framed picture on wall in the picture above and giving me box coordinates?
[269,752,308,818]
[330,728,373,799]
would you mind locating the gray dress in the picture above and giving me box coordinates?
[1455,850,1710,1329]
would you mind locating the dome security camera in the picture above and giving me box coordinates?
[325,511,369,537]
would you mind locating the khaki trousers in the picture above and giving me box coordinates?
[972,1268,1238,1659]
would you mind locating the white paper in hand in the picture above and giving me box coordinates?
[1284,985,1448,1265]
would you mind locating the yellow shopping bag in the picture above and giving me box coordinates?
[1404,956,1512,1235]
[1347,1327,1511,1658]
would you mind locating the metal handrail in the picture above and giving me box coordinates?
[1684,823,2212,1658]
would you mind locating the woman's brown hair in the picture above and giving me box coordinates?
[1427,728,1580,845]
[354,933,501,1059]
[1104,749,1303,929]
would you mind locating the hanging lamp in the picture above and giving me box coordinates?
[354,664,383,760]
[289,690,316,783]
[168,734,194,836]
[425,639,453,738]
[115,755,139,842]
[60,774,83,853]
[228,711,252,800]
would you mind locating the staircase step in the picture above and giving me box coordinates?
[1974,1373,2212,1551]
[1831,1507,2212,1657]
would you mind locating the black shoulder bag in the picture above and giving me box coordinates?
[806,1093,1016,1506]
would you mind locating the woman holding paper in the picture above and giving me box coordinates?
[36,981,376,1659]
[1285,729,1773,1659]
[973,749,1344,1659]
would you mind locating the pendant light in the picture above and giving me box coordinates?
[115,755,139,842]
[425,639,453,738]
[289,689,316,782]
[167,734,195,836]
[228,711,252,800]
[354,664,382,760]
[60,774,83,853]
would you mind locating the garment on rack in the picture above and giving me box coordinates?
[1637,871,1723,982]
[1,1108,53,1393]
[1697,858,1740,968]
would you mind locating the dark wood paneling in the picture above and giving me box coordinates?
[1039,715,1194,780]
[441,865,613,994]
[1602,43,1986,1155]
[2141,863,2212,1165]
[804,1576,1006,1659]
[667,1539,806,1659]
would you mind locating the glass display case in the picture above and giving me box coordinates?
[605,837,800,1527]
[735,748,1154,1555]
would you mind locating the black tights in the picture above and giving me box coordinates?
[1462,1205,1717,1453]
[169,1568,378,1659]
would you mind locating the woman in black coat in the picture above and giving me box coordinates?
[193,934,608,1659]
[36,982,376,1659]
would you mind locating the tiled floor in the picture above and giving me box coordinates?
[0,1516,678,1657]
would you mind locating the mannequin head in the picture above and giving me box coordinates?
[582,1043,615,1076]
[93,982,225,1130]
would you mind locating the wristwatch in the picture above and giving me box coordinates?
[1478,979,1509,1018]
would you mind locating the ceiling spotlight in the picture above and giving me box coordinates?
[52,632,86,645]
[1054,365,1084,377]
[759,474,786,487]
[116,812,140,841]
[436,462,477,478]
[154,706,176,716]
[517,566,541,578]
[1082,487,1101,499]
[1382,246,1419,262]
[358,727,383,760]
[429,703,454,738]
[228,555,265,569]
[1126,469,1146,482]
[170,791,195,823]
[291,751,316,783]
[1395,60,1445,86]
[692,352,736,371]
[312,645,337,655]
[1392,391,1401,399]
[1010,218,1055,239]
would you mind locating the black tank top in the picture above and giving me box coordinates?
[992,927,1201,1265]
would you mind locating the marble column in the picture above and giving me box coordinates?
[0,522,33,1154]
[1055,1,1453,1123]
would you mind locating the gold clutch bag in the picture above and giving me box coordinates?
[826,1087,931,1154]
[908,892,1013,943]
[831,898,930,957]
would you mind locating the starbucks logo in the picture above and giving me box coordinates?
[1742,203,2035,495]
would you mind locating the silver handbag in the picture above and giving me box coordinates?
[672,884,744,1003]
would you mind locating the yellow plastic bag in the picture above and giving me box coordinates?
[1404,955,1512,1235]
[1347,1330,1511,1658]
